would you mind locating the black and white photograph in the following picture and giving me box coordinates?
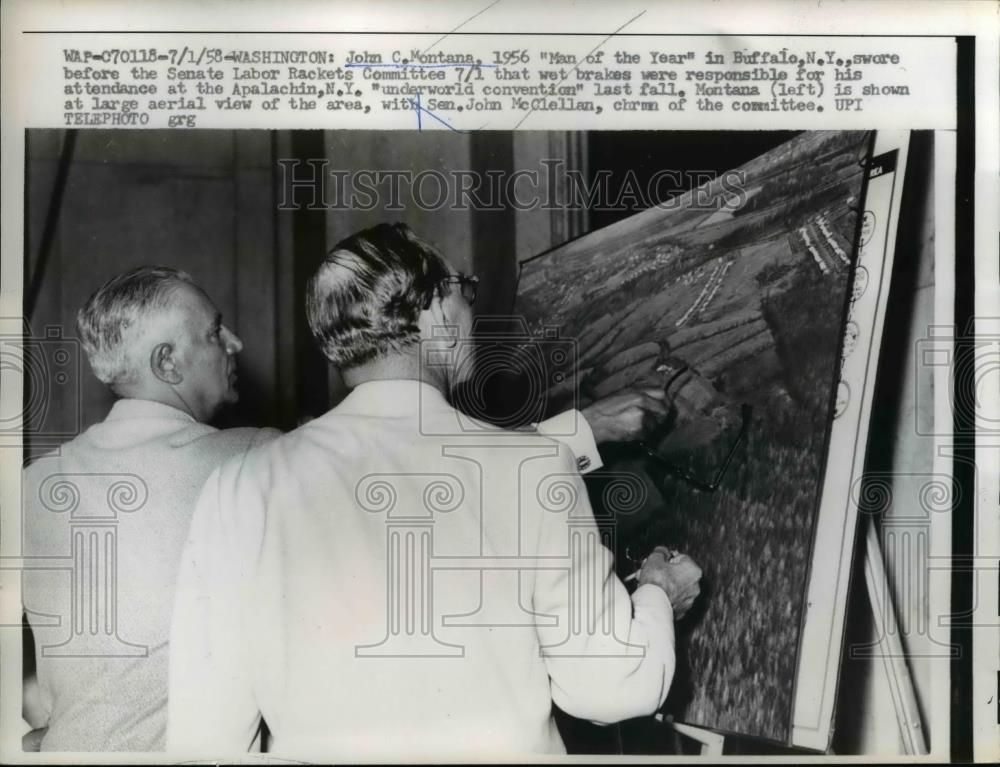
[12,123,942,758]
[0,1,995,764]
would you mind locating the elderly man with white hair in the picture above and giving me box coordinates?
[22,261,673,754]
[21,266,279,752]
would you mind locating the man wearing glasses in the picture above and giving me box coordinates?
[166,222,701,759]
[22,233,678,753]
[416,268,671,474]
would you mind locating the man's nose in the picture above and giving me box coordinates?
[221,325,244,354]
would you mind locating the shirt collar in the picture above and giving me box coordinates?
[334,379,452,418]
[104,398,198,424]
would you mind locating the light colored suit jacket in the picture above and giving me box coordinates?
[167,380,674,761]
[22,398,279,751]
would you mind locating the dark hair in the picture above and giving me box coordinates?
[305,223,452,367]
[76,266,194,385]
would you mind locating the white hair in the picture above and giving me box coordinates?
[76,266,194,386]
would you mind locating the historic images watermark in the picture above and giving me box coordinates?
[2,470,150,657]
[277,159,747,214]
[353,462,650,659]
[5,306,994,672]
[915,318,999,443]
[419,316,578,435]
[0,317,83,449]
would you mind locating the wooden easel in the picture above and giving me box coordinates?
[658,517,928,756]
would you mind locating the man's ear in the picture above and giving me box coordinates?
[420,293,458,349]
[150,343,183,385]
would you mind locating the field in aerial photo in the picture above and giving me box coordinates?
[515,130,872,743]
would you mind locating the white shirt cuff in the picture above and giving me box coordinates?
[534,409,604,474]
[631,582,675,620]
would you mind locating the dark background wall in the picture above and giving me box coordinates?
[25,130,284,447]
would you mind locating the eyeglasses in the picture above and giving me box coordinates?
[639,403,752,492]
[632,357,752,493]
[424,274,479,308]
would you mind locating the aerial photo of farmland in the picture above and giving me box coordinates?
[514,130,872,744]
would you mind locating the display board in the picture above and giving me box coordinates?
[515,131,905,747]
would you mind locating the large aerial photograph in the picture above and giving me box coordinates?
[515,130,873,741]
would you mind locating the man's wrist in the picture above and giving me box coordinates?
[533,409,604,474]
[632,582,675,619]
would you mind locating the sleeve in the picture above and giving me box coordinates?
[534,409,604,474]
[528,444,674,724]
[166,460,263,757]
[22,671,50,729]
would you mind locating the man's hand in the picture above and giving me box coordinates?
[638,546,703,620]
[580,388,669,444]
